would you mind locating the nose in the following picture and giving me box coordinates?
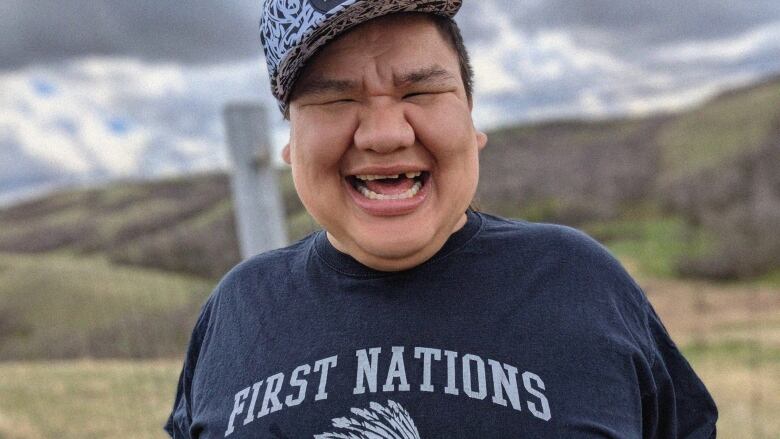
[353,98,415,154]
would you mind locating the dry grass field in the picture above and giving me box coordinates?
[0,274,777,438]
[0,360,178,439]
[1,72,778,438]
[642,277,780,439]
[0,252,212,360]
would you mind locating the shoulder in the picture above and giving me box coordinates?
[187,234,317,342]
[476,212,623,271]
[477,211,591,242]
[499,213,644,302]
[219,234,314,289]
[197,234,316,314]
[475,211,653,334]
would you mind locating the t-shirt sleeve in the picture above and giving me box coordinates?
[164,295,215,438]
[556,224,718,437]
[642,301,718,438]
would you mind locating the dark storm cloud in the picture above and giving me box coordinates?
[493,0,780,54]
[4,0,780,71]
[457,2,501,43]
[1,0,261,70]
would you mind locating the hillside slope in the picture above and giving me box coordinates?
[477,117,665,222]
[0,171,315,278]
[478,74,780,279]
[478,74,780,223]
[1,74,779,280]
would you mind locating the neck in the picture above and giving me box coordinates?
[326,213,468,272]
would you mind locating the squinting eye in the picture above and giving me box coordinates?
[403,92,429,99]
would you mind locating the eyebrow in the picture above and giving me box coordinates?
[393,65,456,88]
[293,78,359,99]
[293,65,457,99]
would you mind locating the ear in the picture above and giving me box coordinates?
[468,100,487,151]
[476,130,488,151]
[281,143,291,165]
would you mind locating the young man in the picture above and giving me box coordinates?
[166,1,717,437]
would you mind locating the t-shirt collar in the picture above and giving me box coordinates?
[313,210,483,278]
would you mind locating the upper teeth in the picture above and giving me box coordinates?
[358,181,422,200]
[355,172,421,181]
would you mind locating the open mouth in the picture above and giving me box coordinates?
[347,171,430,200]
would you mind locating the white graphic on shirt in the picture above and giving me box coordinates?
[224,346,552,437]
[314,400,421,439]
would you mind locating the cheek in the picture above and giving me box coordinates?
[289,116,358,217]
[291,115,354,174]
[408,102,479,158]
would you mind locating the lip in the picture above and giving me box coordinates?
[344,172,430,216]
[344,164,428,176]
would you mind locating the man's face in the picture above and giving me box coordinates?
[284,13,487,271]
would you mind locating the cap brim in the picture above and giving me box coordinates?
[273,0,462,113]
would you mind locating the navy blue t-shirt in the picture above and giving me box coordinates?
[166,212,717,438]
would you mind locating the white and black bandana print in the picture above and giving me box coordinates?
[259,0,461,113]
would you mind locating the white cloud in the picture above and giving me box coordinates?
[76,58,188,98]
[0,60,184,176]
[2,1,780,203]
[623,71,760,115]
[468,14,780,130]
[654,20,780,63]
[0,56,277,199]
[472,103,511,130]
[470,2,523,95]
[1,73,91,173]
[577,89,608,116]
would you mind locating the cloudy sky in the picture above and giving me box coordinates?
[2,0,780,204]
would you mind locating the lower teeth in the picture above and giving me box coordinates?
[359,181,422,200]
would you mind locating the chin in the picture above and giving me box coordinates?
[358,233,429,260]
[357,223,451,267]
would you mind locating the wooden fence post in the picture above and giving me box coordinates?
[223,103,288,258]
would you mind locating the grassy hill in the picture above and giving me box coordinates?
[1,78,777,439]
[479,74,780,279]
[479,74,780,218]
[1,75,778,283]
[477,116,665,222]
[658,78,780,182]
[0,171,317,279]
[0,252,212,360]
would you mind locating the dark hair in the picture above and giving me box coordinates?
[283,12,474,119]
[429,14,474,104]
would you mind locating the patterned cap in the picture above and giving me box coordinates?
[260,0,462,113]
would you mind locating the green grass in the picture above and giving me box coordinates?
[756,268,780,288]
[584,216,715,278]
[0,360,179,439]
[684,340,780,366]
[186,198,233,228]
[554,119,646,146]
[0,206,92,246]
[658,80,780,181]
[513,198,567,223]
[95,184,147,208]
[95,198,186,240]
[287,209,320,242]
[488,117,645,146]
[0,253,212,360]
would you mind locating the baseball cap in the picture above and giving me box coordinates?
[259,0,462,113]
